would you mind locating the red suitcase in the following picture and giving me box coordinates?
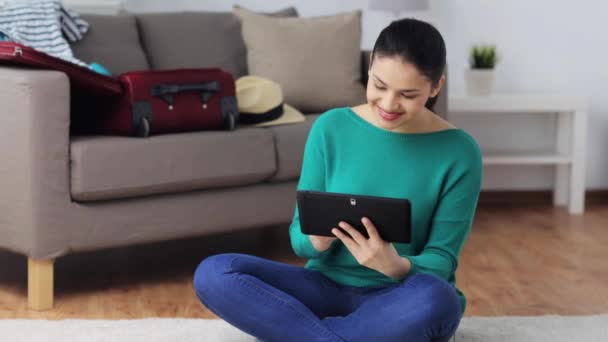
[0,42,124,135]
[0,42,123,96]
[93,68,239,137]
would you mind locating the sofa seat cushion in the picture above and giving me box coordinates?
[266,114,321,183]
[70,128,276,202]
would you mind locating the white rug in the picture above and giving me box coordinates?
[2,315,608,342]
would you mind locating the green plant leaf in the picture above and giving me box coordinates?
[469,44,497,69]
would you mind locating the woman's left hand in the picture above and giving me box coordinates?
[332,217,411,279]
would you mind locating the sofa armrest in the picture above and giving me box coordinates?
[0,66,71,257]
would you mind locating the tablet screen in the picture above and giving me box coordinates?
[296,190,411,243]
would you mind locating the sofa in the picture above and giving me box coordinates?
[0,9,447,310]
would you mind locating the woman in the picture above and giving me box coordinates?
[193,18,482,342]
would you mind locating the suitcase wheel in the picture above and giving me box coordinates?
[224,113,236,131]
[136,117,151,137]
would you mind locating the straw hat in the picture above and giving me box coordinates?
[236,75,306,127]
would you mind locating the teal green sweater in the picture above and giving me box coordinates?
[289,107,482,313]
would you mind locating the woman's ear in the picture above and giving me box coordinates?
[430,75,446,98]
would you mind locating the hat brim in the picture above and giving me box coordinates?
[239,104,306,127]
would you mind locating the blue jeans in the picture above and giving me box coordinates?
[193,253,462,342]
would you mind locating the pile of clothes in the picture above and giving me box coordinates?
[0,0,110,75]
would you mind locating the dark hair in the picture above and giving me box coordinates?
[370,18,446,111]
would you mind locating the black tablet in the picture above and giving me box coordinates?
[296,190,411,244]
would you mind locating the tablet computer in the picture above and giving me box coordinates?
[296,190,411,244]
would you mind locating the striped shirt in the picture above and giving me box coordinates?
[0,0,89,67]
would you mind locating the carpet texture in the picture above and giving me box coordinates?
[2,315,607,341]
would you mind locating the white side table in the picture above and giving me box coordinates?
[448,95,588,214]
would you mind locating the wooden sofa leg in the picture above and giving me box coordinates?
[27,258,54,310]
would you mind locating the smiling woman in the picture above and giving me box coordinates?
[193,18,481,342]
[353,18,454,134]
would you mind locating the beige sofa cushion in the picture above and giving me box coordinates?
[233,6,366,113]
[70,128,276,202]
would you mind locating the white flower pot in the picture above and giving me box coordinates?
[465,69,495,96]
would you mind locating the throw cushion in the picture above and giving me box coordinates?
[136,7,298,78]
[233,6,366,113]
[71,14,151,75]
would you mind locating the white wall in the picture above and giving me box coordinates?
[123,0,608,190]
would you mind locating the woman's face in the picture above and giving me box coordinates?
[366,55,443,131]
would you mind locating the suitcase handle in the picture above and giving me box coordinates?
[150,81,221,107]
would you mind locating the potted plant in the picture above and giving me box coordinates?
[465,44,498,95]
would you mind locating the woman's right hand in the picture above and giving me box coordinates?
[309,235,338,252]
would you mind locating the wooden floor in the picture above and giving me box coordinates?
[1,202,607,319]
